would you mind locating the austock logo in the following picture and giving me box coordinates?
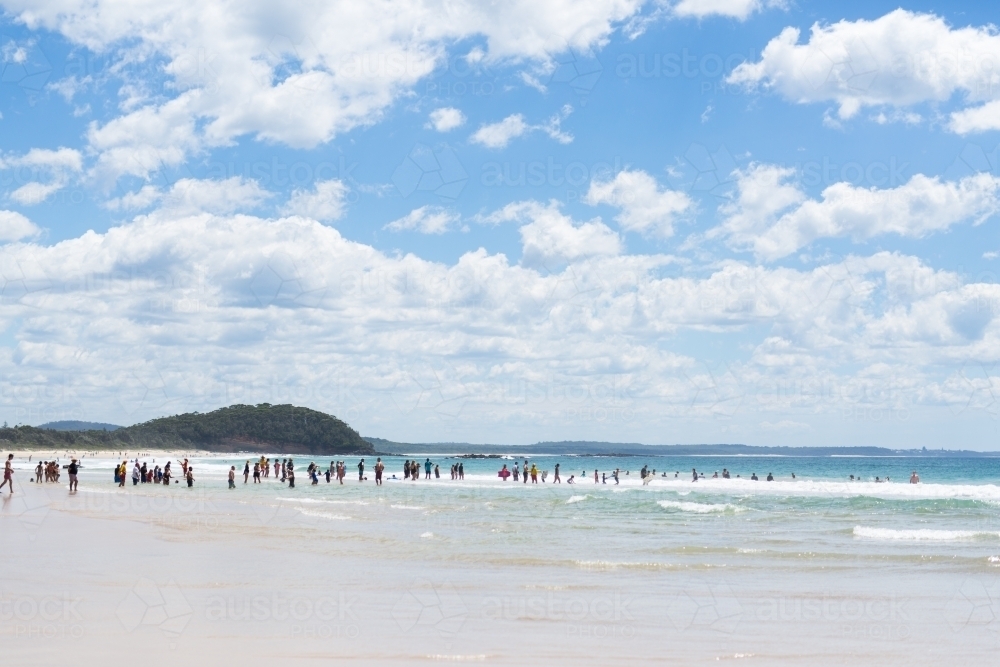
[115,578,193,647]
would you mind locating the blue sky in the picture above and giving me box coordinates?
[1,0,1000,447]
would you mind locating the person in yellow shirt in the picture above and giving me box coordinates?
[530,463,538,484]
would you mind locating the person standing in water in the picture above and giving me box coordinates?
[375,458,384,485]
[67,458,79,492]
[228,466,236,489]
[287,459,295,488]
[243,461,250,484]
[553,463,561,483]
[1,454,14,495]
[910,471,920,484]
[530,463,538,483]
[692,468,698,482]
[458,462,464,480]
[358,459,365,482]
[186,467,195,487]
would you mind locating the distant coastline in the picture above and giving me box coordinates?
[363,437,1000,458]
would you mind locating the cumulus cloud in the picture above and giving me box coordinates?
[727,10,1000,127]
[673,0,785,21]
[3,0,645,182]
[427,107,466,132]
[0,210,42,242]
[949,100,1000,135]
[471,106,574,149]
[1,147,84,204]
[485,200,622,267]
[714,165,1000,260]
[385,206,461,234]
[159,177,272,215]
[584,169,693,237]
[470,114,530,149]
[281,179,348,222]
[0,196,998,442]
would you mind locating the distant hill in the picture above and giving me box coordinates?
[362,438,1000,457]
[1,404,374,455]
[40,420,122,432]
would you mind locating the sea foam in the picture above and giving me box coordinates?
[853,526,1000,541]
[657,500,744,513]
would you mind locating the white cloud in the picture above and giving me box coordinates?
[104,185,163,212]
[427,107,466,132]
[10,182,65,205]
[5,148,84,172]
[584,169,693,237]
[727,10,1000,126]
[949,100,1000,135]
[1,197,999,443]
[673,0,784,21]
[1,147,84,205]
[471,106,573,149]
[486,200,622,267]
[281,180,348,222]
[159,177,271,216]
[0,210,42,242]
[385,206,461,234]
[470,114,530,149]
[714,165,1000,260]
[2,0,645,182]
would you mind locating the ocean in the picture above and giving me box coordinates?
[3,453,999,665]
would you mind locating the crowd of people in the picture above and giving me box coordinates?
[0,451,923,495]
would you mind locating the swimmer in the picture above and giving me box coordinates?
[567,475,575,484]
[910,471,919,484]
[766,472,774,481]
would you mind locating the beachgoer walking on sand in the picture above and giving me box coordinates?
[1,454,14,494]
[228,466,235,489]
